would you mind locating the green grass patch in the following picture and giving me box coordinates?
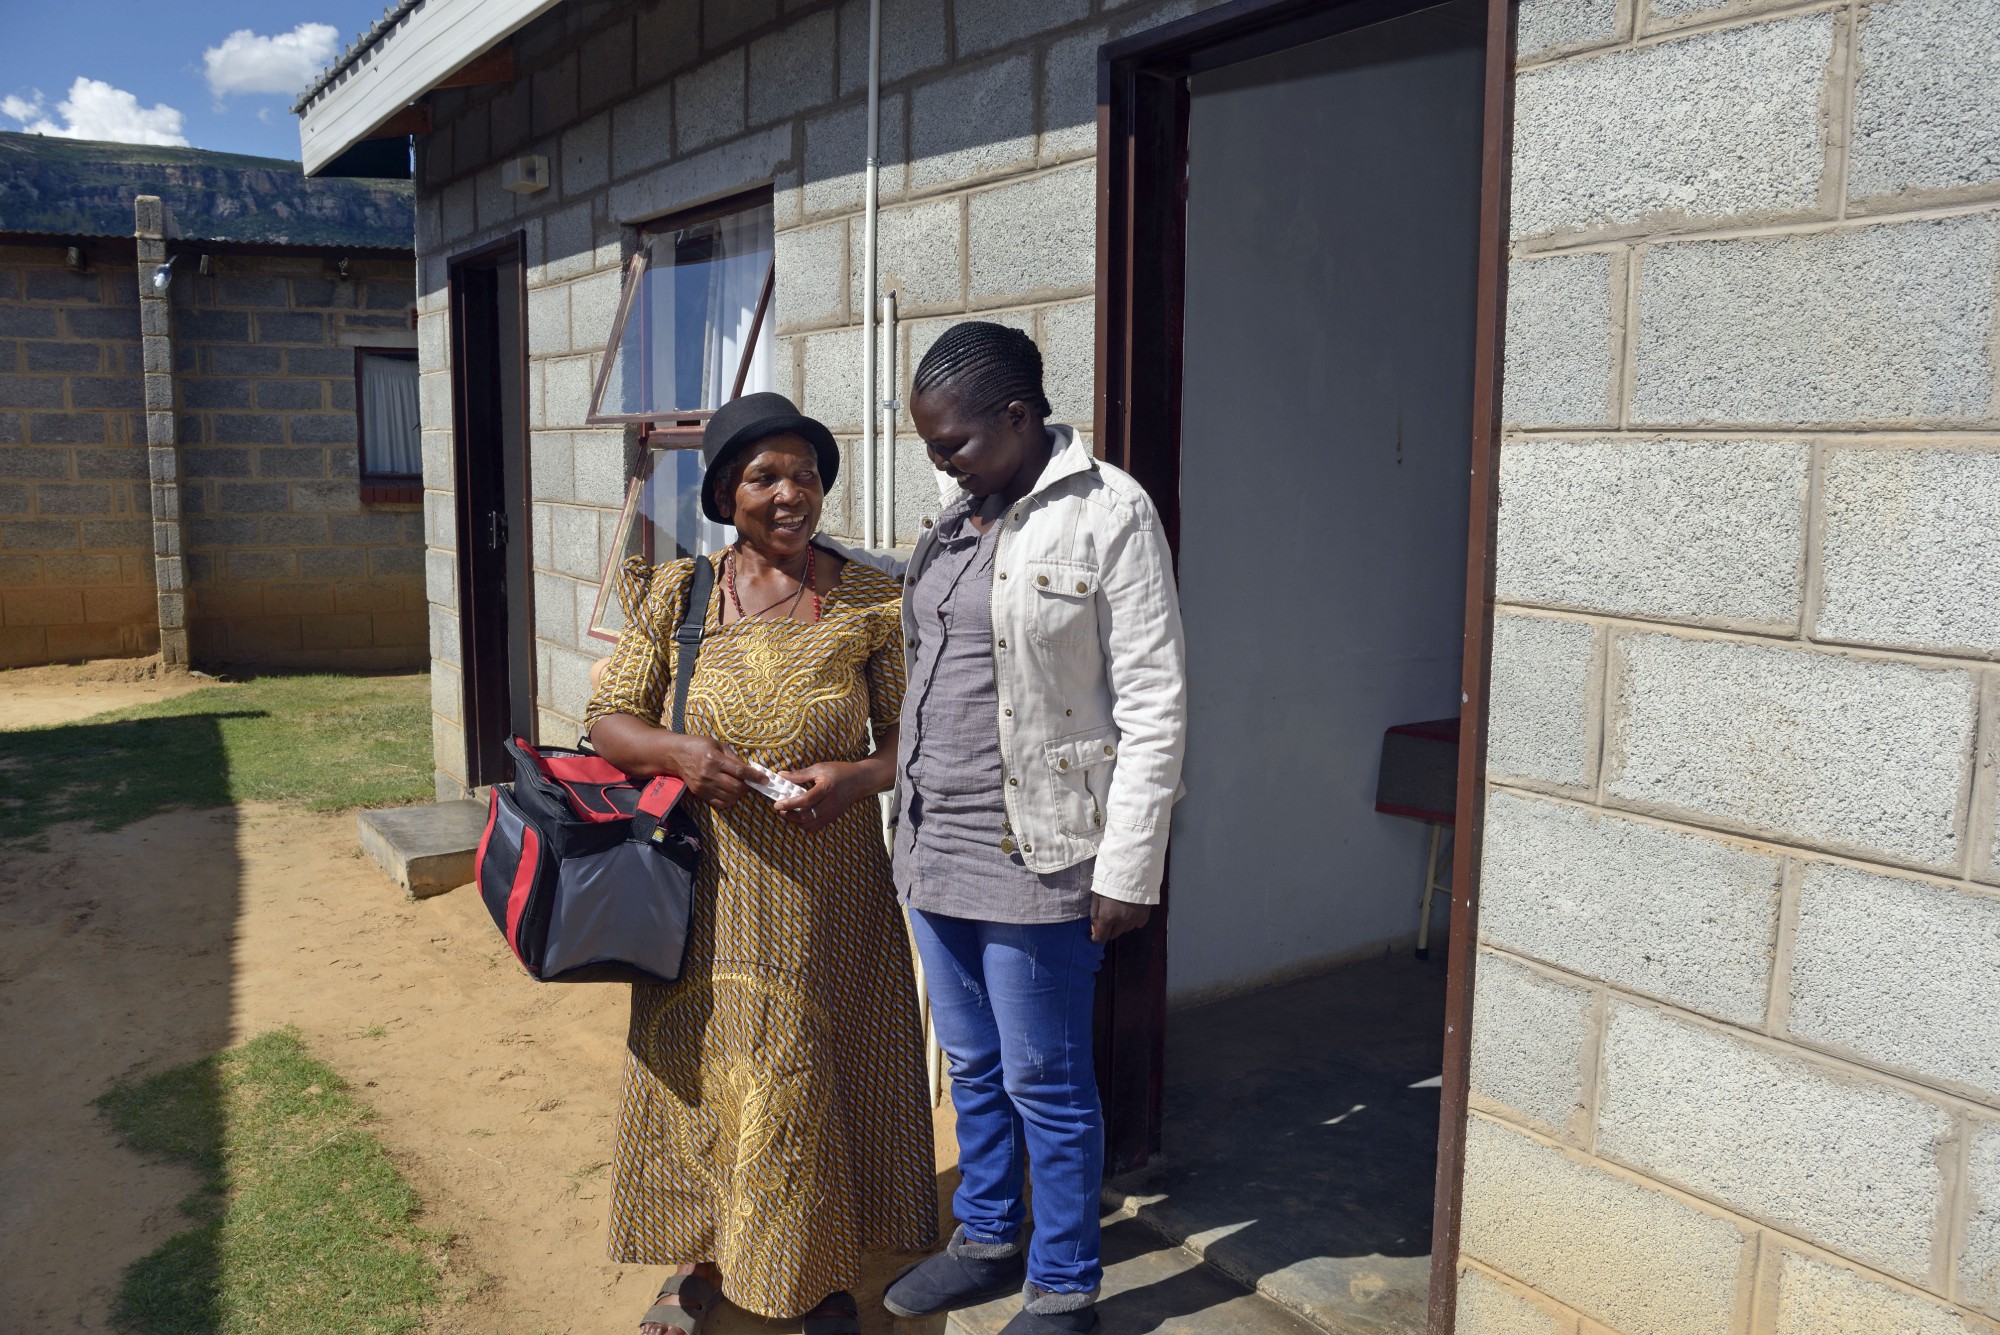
[97,1029,443,1335]
[0,673,431,841]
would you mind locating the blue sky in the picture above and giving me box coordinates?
[0,1,395,161]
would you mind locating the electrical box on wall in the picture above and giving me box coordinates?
[501,155,549,194]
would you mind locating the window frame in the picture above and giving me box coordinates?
[353,345,424,504]
[584,185,777,441]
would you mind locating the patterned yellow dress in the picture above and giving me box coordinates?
[583,551,937,1318]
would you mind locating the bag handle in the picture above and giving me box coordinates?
[628,555,715,846]
[670,554,714,735]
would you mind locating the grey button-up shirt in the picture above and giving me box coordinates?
[894,491,1094,924]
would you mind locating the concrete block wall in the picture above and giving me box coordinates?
[412,0,1207,796]
[0,240,154,667]
[1462,0,2000,1330]
[170,253,426,669]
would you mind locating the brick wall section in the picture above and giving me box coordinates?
[172,252,426,669]
[0,240,154,667]
[413,0,1212,797]
[1464,0,2000,1331]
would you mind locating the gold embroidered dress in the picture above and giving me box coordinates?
[585,553,937,1317]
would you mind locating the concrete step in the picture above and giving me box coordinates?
[925,1211,1323,1335]
[356,799,487,898]
[1101,1178,1427,1335]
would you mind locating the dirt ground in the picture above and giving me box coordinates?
[0,655,216,729]
[0,677,957,1335]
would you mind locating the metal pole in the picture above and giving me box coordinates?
[859,0,882,548]
[881,289,898,544]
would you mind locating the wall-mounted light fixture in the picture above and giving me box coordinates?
[151,254,177,292]
[337,257,351,280]
[502,154,549,194]
[199,254,212,276]
[65,246,86,272]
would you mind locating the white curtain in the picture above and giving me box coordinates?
[360,353,421,476]
[696,203,773,408]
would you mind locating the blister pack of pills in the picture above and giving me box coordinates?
[746,762,807,802]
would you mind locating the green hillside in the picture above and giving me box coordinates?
[0,132,413,249]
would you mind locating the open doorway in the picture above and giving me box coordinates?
[449,237,535,787]
[1095,0,1510,1329]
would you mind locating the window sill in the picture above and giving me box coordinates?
[362,480,423,505]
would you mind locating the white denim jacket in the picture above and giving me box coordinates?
[889,426,1188,906]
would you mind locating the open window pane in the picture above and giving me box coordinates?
[589,199,775,424]
[358,351,421,476]
[586,446,736,641]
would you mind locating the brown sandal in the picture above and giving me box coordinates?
[640,1270,718,1335]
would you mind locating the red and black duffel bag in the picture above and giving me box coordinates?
[473,557,712,984]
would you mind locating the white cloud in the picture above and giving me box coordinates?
[203,23,341,98]
[3,79,188,146]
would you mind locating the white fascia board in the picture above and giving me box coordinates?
[298,0,565,176]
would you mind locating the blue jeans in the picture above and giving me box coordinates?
[909,910,1106,1295]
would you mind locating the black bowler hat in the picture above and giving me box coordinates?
[699,392,841,523]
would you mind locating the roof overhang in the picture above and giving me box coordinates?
[296,0,563,177]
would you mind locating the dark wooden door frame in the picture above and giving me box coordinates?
[447,231,536,788]
[1093,0,1516,1326]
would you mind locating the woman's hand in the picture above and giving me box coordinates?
[663,735,758,810]
[1090,895,1152,945]
[772,762,870,833]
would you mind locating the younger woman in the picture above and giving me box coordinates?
[882,324,1188,1334]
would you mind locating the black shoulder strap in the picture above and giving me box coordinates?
[670,555,714,734]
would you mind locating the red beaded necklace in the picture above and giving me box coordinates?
[725,543,819,623]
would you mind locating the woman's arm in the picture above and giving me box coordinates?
[773,723,899,833]
[589,713,756,809]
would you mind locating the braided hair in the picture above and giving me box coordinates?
[911,321,1052,419]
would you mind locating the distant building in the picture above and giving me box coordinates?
[0,131,422,669]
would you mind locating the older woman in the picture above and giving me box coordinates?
[882,323,1188,1335]
[586,392,936,1335]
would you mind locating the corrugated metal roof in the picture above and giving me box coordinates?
[293,0,426,115]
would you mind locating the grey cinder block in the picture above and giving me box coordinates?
[1961,1121,2000,1318]
[1468,949,1595,1141]
[1511,14,1833,240]
[967,166,1096,307]
[608,125,793,228]
[910,56,1035,194]
[1038,297,1094,427]
[853,200,960,317]
[676,52,747,154]
[1458,1114,1750,1335]
[803,94,907,218]
[1041,25,1109,162]
[1816,446,2000,657]
[1606,633,1977,869]
[357,800,488,898]
[835,0,948,96]
[1632,213,2000,427]
[1495,438,1808,629]
[1502,251,1618,427]
[1486,612,1600,790]
[748,10,836,127]
[559,113,611,200]
[1597,1001,1952,1282]
[799,328,862,434]
[956,0,1089,57]
[1788,861,2000,1101]
[1480,790,1782,1025]
[1454,1265,1575,1335]
[541,356,597,431]
[1517,0,1622,61]
[612,83,674,183]
[776,219,851,331]
[528,283,572,356]
[1774,1247,1981,1335]
[1849,0,2000,205]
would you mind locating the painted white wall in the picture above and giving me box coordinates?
[1168,3,1486,1003]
